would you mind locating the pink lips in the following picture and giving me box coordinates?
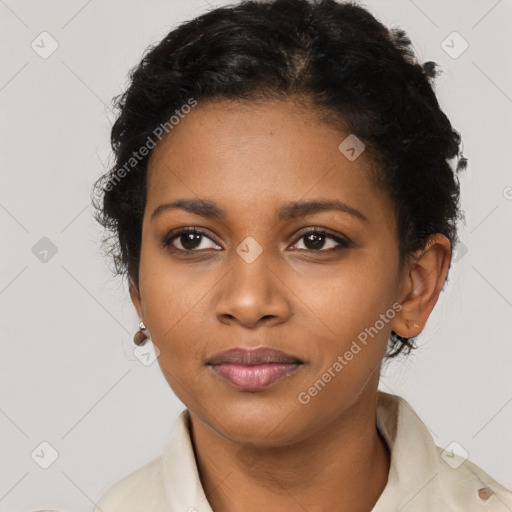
[207,347,303,391]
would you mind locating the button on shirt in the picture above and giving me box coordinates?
[92,391,512,511]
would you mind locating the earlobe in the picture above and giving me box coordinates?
[391,234,451,338]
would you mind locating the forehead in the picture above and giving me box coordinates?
[145,98,389,225]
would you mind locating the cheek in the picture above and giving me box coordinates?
[295,258,398,388]
[139,241,216,324]
[150,315,207,406]
[298,256,397,338]
[296,268,396,406]
[138,265,210,368]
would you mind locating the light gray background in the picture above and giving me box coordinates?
[1,0,511,511]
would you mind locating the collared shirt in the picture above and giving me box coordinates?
[91,391,512,511]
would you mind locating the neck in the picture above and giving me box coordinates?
[188,387,391,512]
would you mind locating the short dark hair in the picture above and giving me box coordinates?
[92,0,467,359]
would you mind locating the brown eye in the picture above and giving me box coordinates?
[291,229,351,251]
[163,228,221,252]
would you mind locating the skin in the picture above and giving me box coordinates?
[129,98,451,512]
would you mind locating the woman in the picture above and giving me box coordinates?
[90,0,512,510]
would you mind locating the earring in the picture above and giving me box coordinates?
[406,319,420,330]
[134,320,150,346]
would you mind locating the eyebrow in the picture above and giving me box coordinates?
[150,198,368,223]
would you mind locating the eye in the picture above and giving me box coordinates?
[290,228,351,252]
[162,227,351,254]
[162,228,221,252]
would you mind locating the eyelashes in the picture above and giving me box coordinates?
[291,228,351,251]
[162,227,219,252]
[162,227,352,254]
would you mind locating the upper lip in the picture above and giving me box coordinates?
[207,347,303,365]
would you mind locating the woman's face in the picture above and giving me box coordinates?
[131,98,408,445]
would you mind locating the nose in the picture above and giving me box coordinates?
[214,249,292,329]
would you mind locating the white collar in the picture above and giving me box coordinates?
[158,391,512,511]
[371,391,442,510]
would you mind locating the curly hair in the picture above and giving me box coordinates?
[92,0,467,360]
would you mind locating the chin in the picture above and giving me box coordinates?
[206,402,308,445]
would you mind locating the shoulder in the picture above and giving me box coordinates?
[92,455,169,512]
[376,392,512,511]
[92,409,194,512]
[433,445,512,510]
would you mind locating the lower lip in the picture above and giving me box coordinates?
[209,363,301,391]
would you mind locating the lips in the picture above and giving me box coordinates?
[206,347,303,391]
[207,347,303,366]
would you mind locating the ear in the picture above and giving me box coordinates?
[129,277,143,321]
[391,233,452,338]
